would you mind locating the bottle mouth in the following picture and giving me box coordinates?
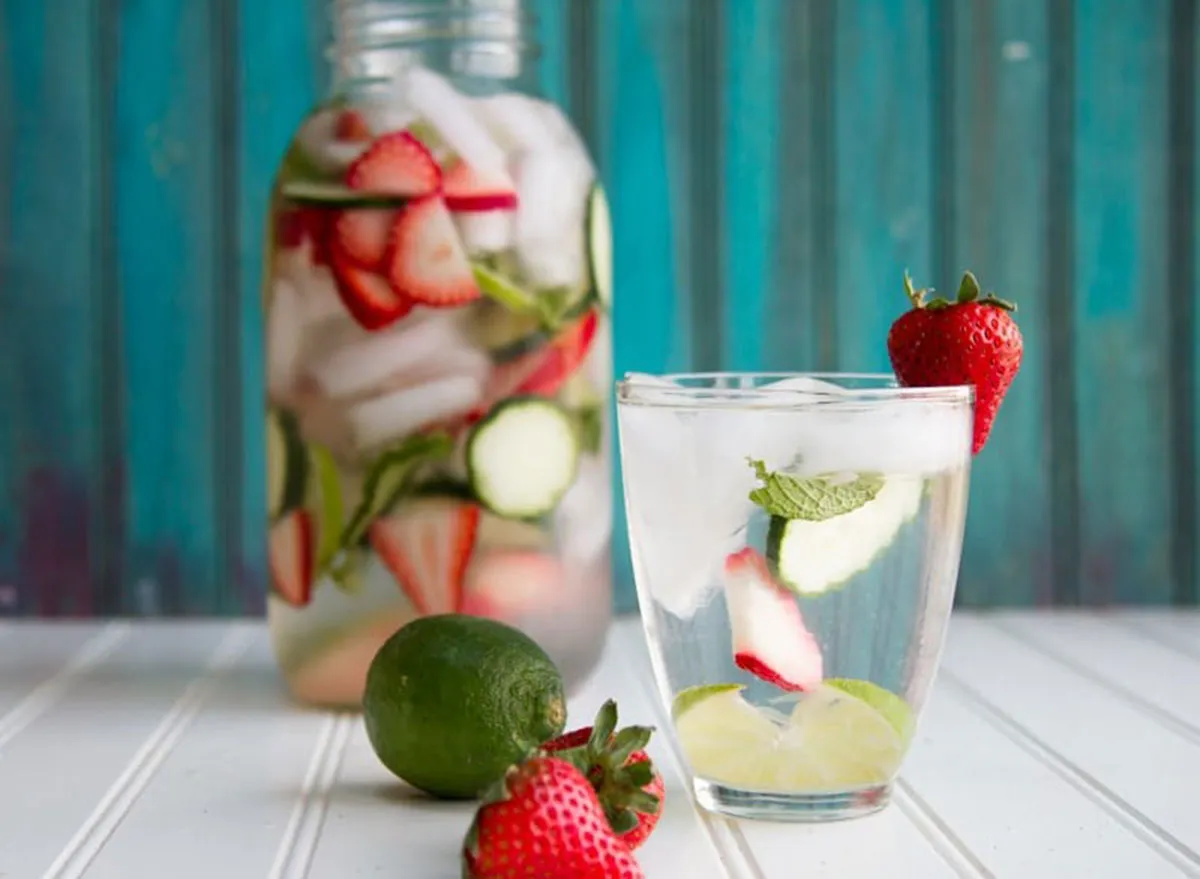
[332,0,539,77]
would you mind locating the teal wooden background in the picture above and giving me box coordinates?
[1,0,1197,616]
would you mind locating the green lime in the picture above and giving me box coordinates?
[363,614,567,799]
[825,679,915,743]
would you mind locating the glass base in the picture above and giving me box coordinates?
[692,777,892,823]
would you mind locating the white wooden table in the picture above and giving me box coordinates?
[1,611,1198,879]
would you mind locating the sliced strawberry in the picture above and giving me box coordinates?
[335,109,373,142]
[334,208,395,268]
[330,242,412,330]
[443,159,519,212]
[460,551,563,621]
[723,548,823,692]
[345,130,441,197]
[369,497,481,615]
[270,510,315,608]
[472,310,599,420]
[386,195,481,307]
[276,207,333,267]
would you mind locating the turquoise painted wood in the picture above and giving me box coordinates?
[1,0,1198,616]
[1074,0,1175,605]
[950,0,1055,607]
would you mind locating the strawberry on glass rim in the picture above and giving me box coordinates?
[886,271,1024,455]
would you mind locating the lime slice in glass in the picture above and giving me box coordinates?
[674,684,906,792]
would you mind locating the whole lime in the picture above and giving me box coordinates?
[362,614,567,799]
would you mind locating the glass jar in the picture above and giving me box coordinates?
[262,0,613,708]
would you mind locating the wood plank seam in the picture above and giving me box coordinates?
[0,623,129,753]
[892,779,995,879]
[985,617,1200,746]
[42,625,253,878]
[937,668,1200,874]
[266,712,355,879]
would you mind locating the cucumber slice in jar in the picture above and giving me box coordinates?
[765,475,925,596]
[280,179,405,209]
[268,410,309,520]
[467,397,581,519]
[586,183,613,308]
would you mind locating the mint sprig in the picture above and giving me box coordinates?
[747,458,883,521]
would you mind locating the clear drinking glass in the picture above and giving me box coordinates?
[616,372,973,822]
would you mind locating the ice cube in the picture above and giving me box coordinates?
[266,278,306,401]
[347,373,485,451]
[454,210,515,254]
[473,93,556,154]
[310,310,489,400]
[294,109,368,175]
[402,66,508,175]
[512,148,592,289]
[618,402,747,619]
[357,90,419,137]
[554,454,613,567]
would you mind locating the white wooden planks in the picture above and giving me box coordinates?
[0,613,1195,877]
[941,615,1200,875]
[81,632,334,879]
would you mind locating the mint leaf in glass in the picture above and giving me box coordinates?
[747,458,883,521]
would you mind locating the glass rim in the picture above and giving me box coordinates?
[615,371,974,409]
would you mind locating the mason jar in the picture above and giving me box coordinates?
[262,0,614,707]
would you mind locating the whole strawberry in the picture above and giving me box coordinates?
[462,755,645,879]
[542,700,665,850]
[887,271,1024,454]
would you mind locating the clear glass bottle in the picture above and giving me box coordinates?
[263,0,613,708]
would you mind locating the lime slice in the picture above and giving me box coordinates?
[672,682,744,720]
[674,685,905,793]
[825,678,915,744]
[307,444,345,572]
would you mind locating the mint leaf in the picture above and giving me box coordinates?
[747,459,883,521]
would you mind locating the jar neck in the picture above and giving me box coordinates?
[330,0,540,96]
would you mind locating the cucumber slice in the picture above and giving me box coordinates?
[766,475,924,596]
[281,179,406,209]
[267,410,308,520]
[586,183,613,308]
[341,432,455,548]
[467,397,580,519]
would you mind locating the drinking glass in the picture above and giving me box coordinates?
[615,372,973,822]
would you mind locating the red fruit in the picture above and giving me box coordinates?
[334,131,442,268]
[276,207,333,267]
[334,109,373,142]
[473,310,599,419]
[463,756,645,879]
[724,548,823,692]
[329,242,412,330]
[269,510,315,608]
[542,701,665,851]
[886,271,1024,454]
[386,195,481,307]
[460,551,564,622]
[368,497,481,615]
[345,130,441,197]
[333,209,394,268]
[444,159,519,212]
